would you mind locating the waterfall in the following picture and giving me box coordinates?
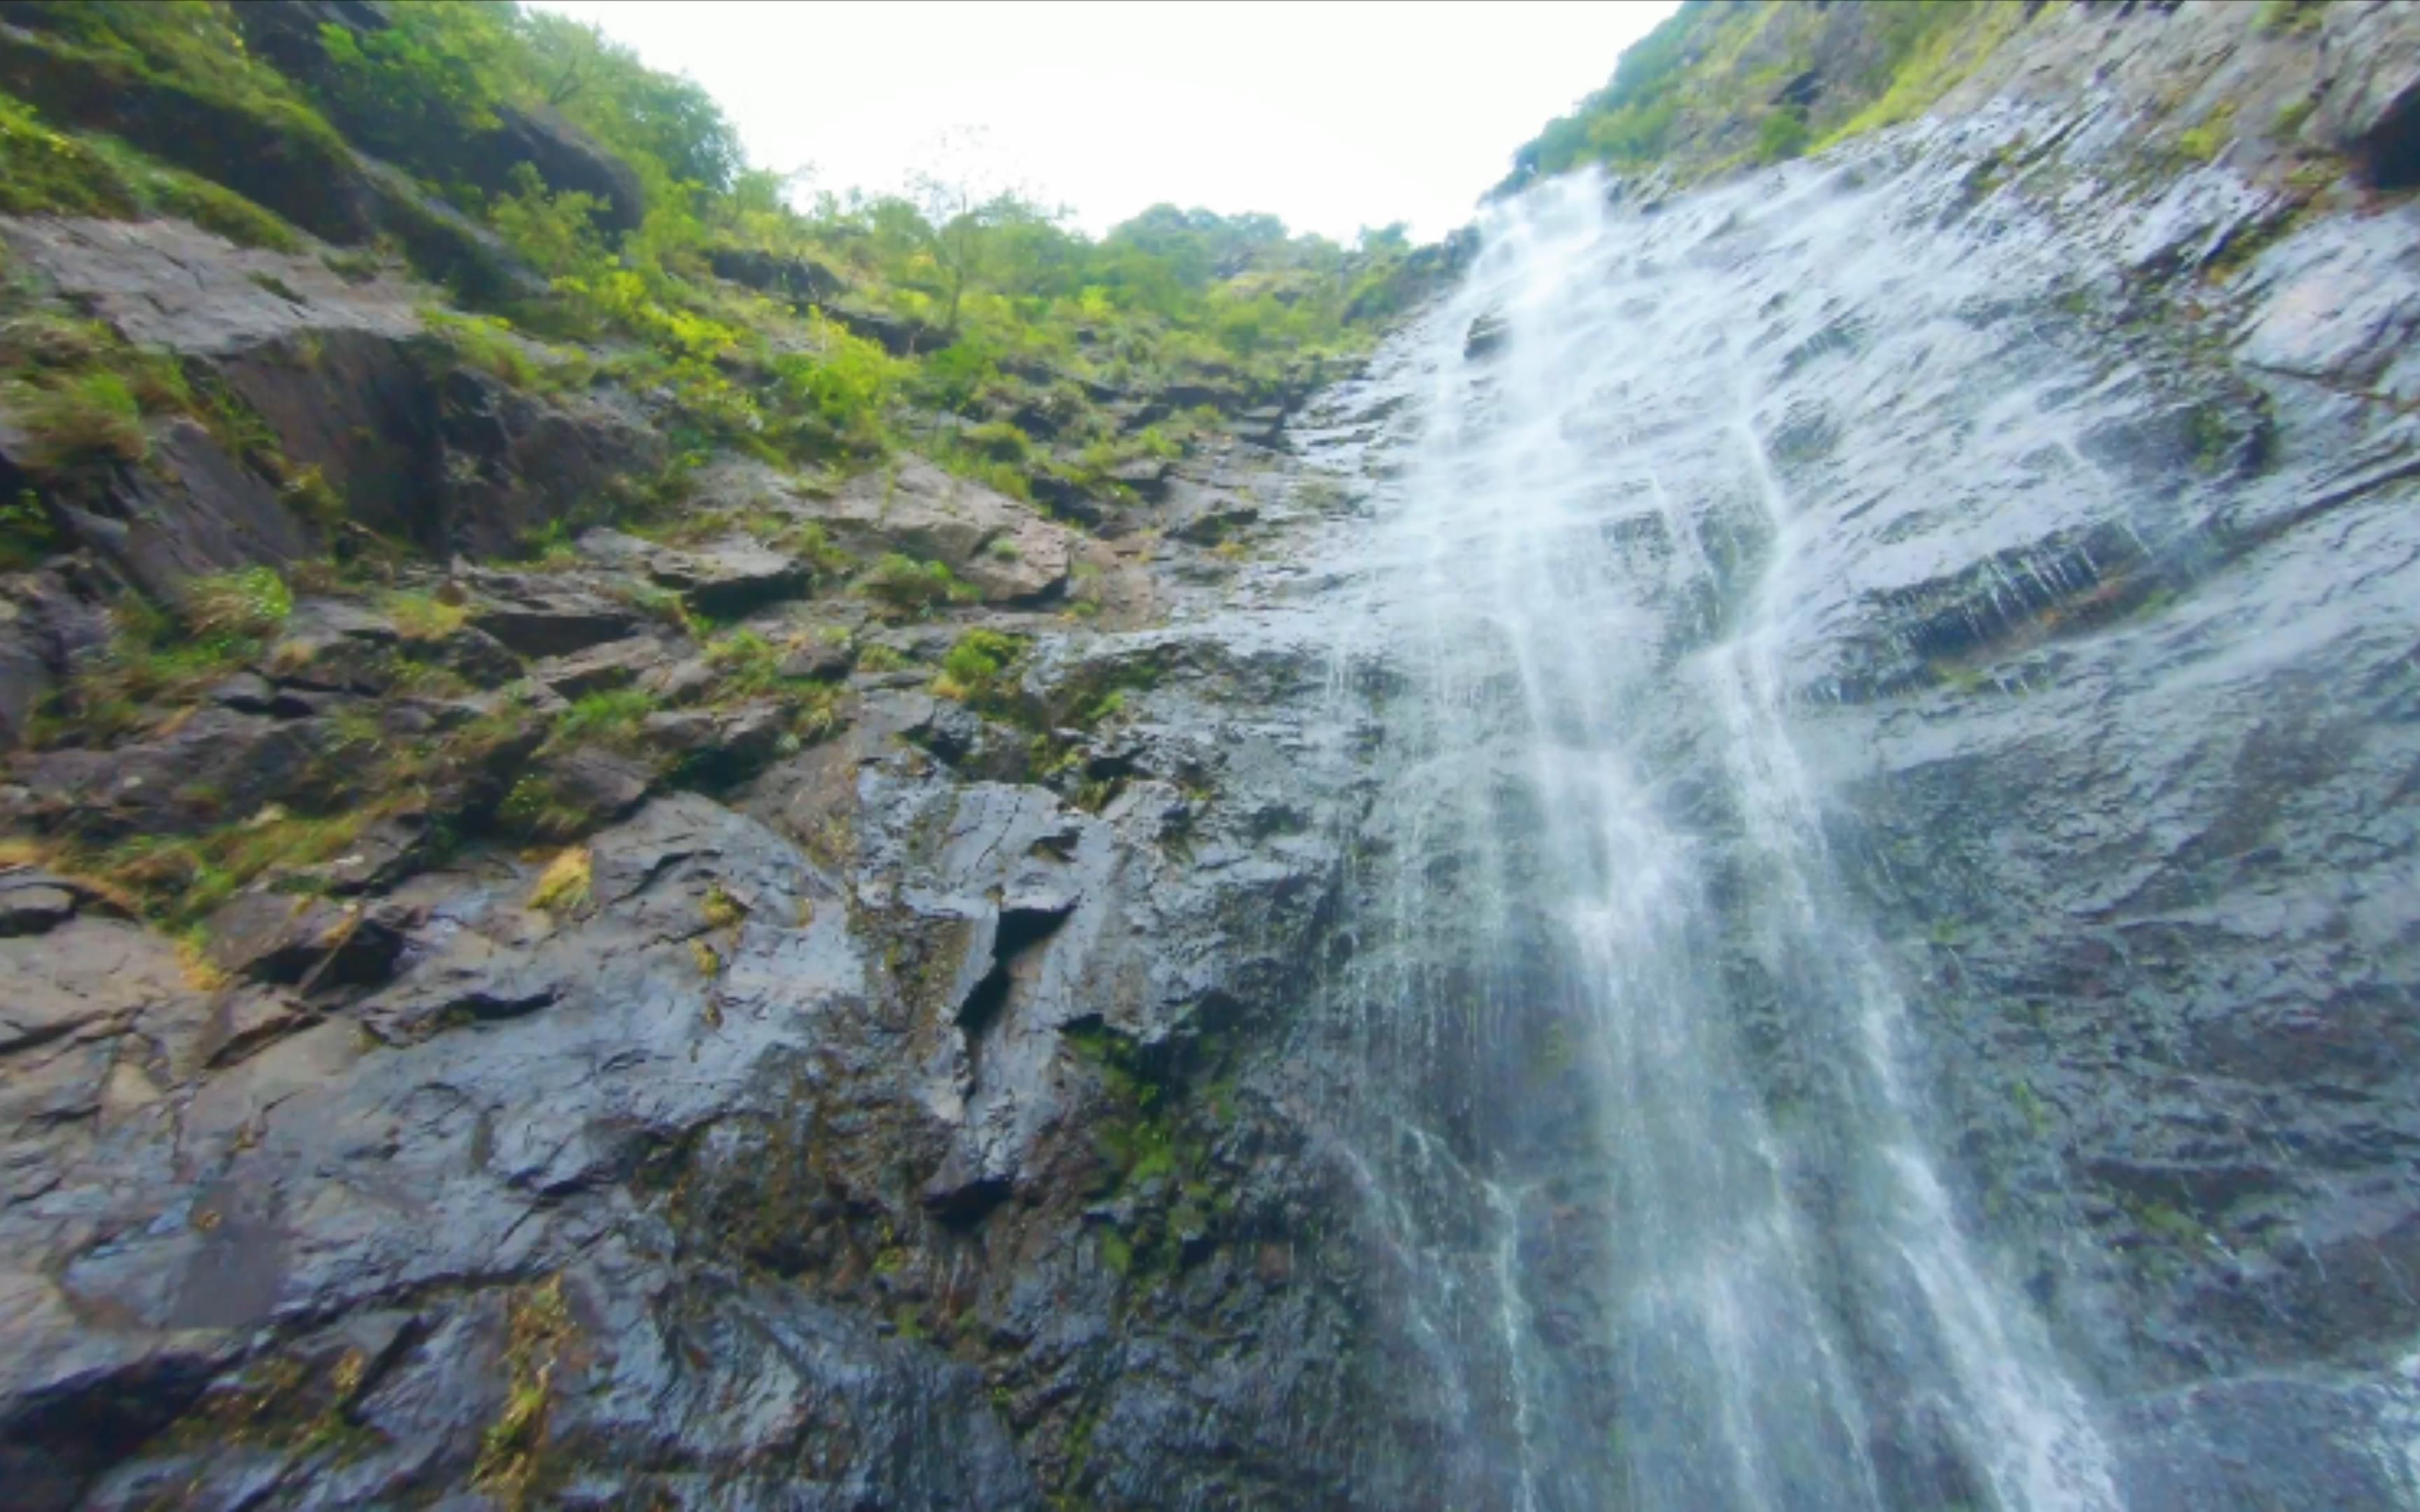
[1312,160,2127,1511]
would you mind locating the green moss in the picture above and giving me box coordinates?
[0,7,363,243]
[0,89,141,217]
[1815,1,2034,153]
[382,589,470,642]
[472,1275,574,1510]
[2255,0,2326,34]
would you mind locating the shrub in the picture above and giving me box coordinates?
[555,686,655,743]
[702,629,781,698]
[499,772,597,842]
[860,552,978,618]
[933,628,1027,704]
[183,566,293,640]
[528,845,592,912]
[384,589,469,641]
[1755,108,1811,164]
[0,489,55,569]
[8,370,148,471]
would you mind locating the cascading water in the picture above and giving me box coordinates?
[1304,150,2154,1511]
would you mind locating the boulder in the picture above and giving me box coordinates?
[828,303,947,357]
[820,458,1076,605]
[15,709,331,839]
[0,869,83,937]
[432,370,664,558]
[466,576,642,658]
[777,634,855,681]
[645,538,812,617]
[0,216,448,553]
[707,246,846,304]
[478,102,647,232]
[532,745,655,825]
[529,636,671,699]
[50,421,314,604]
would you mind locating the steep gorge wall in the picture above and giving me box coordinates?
[2,1,2419,1508]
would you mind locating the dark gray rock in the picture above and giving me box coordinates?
[0,567,109,750]
[535,745,655,824]
[814,458,1076,604]
[646,537,812,617]
[466,576,643,658]
[16,708,331,839]
[202,889,410,989]
[433,370,663,559]
[777,634,854,681]
[528,636,670,699]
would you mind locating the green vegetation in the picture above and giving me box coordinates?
[933,628,1028,708]
[528,846,593,913]
[1497,0,2041,193]
[472,1275,574,1509]
[861,552,980,619]
[553,687,656,745]
[0,0,1434,566]
[0,90,302,249]
[2255,0,2327,35]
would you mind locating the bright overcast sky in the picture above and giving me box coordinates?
[531,1,1678,242]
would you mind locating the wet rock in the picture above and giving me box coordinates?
[828,302,947,357]
[641,654,720,705]
[1108,455,1173,500]
[202,890,410,990]
[0,870,79,937]
[1464,312,1510,360]
[1229,405,1287,445]
[279,813,433,897]
[707,246,845,303]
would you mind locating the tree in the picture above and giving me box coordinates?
[905,127,1041,335]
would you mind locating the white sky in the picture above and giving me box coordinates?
[530,1,1678,242]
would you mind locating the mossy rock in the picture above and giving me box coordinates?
[0,22,375,244]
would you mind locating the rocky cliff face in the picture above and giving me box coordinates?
[0,169,1414,1505]
[5,1,2420,1508]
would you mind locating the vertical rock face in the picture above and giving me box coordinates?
[5,6,2420,1511]
[1281,7,2420,1511]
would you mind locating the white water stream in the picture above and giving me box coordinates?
[1319,167,2123,1511]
